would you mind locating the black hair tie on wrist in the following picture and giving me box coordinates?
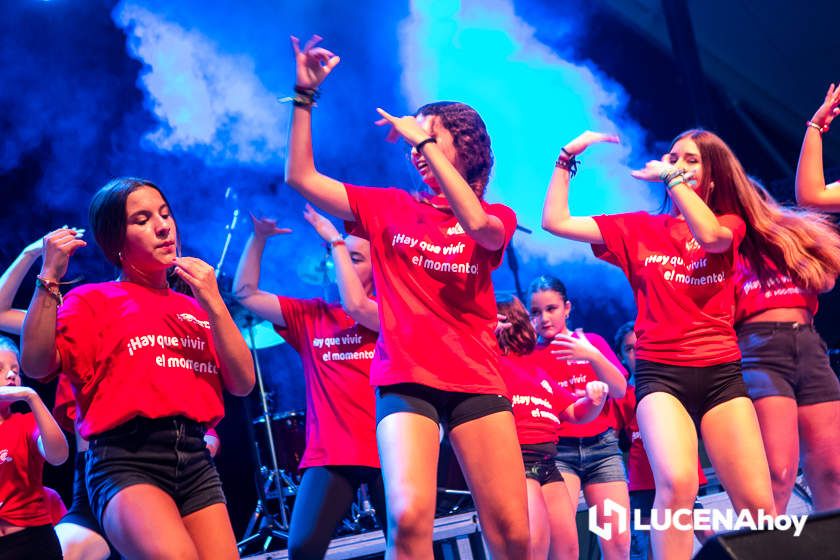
[415,137,437,152]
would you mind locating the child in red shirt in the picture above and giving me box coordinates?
[542,129,776,559]
[527,275,630,560]
[233,205,385,558]
[21,178,255,559]
[497,296,608,560]
[285,35,529,558]
[0,336,68,560]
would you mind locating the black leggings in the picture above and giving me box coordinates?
[287,466,387,560]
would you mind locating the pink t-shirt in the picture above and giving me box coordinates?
[56,282,225,438]
[592,212,746,366]
[345,185,516,395]
[501,353,576,445]
[275,296,379,469]
[0,413,52,526]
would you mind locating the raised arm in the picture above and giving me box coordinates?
[560,381,608,424]
[21,228,86,379]
[303,204,379,331]
[0,238,43,334]
[541,131,619,244]
[796,83,840,211]
[374,108,506,250]
[173,257,255,397]
[551,329,627,398]
[632,161,733,253]
[285,35,354,221]
[0,386,69,465]
[233,214,291,327]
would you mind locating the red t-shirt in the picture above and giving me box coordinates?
[612,385,707,491]
[592,212,746,366]
[276,296,379,469]
[345,185,516,395]
[56,282,225,439]
[0,413,52,526]
[43,487,67,525]
[733,256,818,325]
[532,332,627,438]
[52,374,75,434]
[501,353,576,444]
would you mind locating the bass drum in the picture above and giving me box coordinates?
[252,410,307,478]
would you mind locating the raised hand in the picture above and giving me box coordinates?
[550,328,596,362]
[249,213,292,240]
[290,35,340,90]
[172,257,224,312]
[631,159,696,183]
[584,380,609,407]
[494,313,512,337]
[811,83,840,131]
[375,108,430,146]
[303,204,341,242]
[23,226,86,258]
[0,385,35,404]
[562,131,620,156]
[39,228,87,282]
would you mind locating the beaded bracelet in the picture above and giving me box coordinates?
[806,120,828,134]
[555,148,579,178]
[35,275,63,307]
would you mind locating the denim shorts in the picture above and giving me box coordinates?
[375,383,512,432]
[555,428,627,484]
[738,322,840,405]
[86,416,226,527]
[522,442,564,486]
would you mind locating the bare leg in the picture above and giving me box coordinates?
[102,484,199,560]
[637,393,699,560]
[799,400,840,511]
[583,481,631,560]
[526,479,550,560]
[55,523,111,560]
[700,397,775,517]
[752,396,799,513]
[182,503,238,560]
[377,412,440,560]
[543,481,579,560]
[450,411,530,560]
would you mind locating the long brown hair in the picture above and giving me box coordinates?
[674,130,840,292]
[496,295,536,356]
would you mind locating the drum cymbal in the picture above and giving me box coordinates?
[222,294,285,349]
[239,319,285,350]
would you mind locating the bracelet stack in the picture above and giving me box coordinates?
[279,85,320,108]
[555,147,579,178]
[36,275,63,307]
[660,167,692,190]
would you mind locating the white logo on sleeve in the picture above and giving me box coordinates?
[177,313,211,329]
[0,449,13,463]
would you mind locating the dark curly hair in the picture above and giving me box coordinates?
[496,295,537,356]
[415,101,493,198]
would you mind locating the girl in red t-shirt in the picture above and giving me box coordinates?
[733,182,840,514]
[795,82,840,211]
[21,178,255,559]
[542,130,776,559]
[233,205,384,558]
[497,295,608,560]
[526,275,630,560]
[0,336,68,560]
[284,35,529,558]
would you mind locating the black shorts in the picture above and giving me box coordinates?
[86,416,226,528]
[0,525,62,560]
[375,383,511,432]
[635,359,747,430]
[738,322,840,406]
[521,442,564,485]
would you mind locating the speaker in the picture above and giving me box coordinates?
[694,509,840,559]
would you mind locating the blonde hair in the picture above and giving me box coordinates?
[675,129,840,292]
